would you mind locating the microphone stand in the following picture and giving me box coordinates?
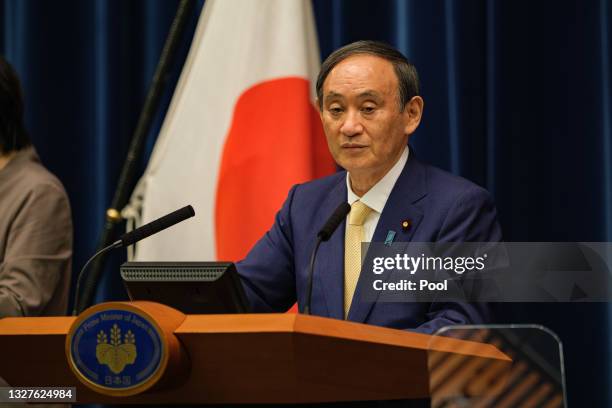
[71,240,121,316]
[302,202,350,315]
[302,237,323,315]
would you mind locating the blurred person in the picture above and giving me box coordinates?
[0,56,72,317]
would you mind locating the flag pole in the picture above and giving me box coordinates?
[75,0,197,314]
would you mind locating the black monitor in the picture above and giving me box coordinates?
[121,262,250,314]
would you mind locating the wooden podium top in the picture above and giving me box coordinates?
[0,309,510,404]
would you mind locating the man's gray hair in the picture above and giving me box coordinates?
[316,40,420,110]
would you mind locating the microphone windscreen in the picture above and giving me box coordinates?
[317,202,351,241]
[120,205,195,247]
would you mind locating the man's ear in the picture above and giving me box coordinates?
[403,96,424,135]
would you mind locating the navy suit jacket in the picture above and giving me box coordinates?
[236,154,502,334]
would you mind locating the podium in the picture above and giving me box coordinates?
[0,302,510,404]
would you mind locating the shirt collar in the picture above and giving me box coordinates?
[346,145,409,213]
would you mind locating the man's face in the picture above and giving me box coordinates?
[319,54,422,178]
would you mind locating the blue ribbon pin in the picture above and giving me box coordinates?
[384,230,396,246]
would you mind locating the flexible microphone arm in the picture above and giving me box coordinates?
[302,203,351,315]
[72,240,121,315]
[72,205,195,315]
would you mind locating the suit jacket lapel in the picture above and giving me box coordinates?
[347,155,428,323]
[315,176,347,320]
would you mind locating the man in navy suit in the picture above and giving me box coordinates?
[236,40,501,334]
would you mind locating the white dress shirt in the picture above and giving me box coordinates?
[346,146,409,242]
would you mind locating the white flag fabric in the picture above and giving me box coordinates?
[124,0,334,262]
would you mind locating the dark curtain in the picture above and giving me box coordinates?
[1,0,611,405]
[315,2,612,405]
[0,0,204,305]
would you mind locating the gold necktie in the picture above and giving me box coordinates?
[344,200,373,318]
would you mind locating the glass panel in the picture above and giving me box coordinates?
[427,325,566,408]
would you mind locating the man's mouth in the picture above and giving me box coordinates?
[341,143,368,149]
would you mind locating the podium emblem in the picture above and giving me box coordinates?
[66,304,167,396]
[96,324,138,374]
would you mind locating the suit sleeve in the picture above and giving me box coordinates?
[0,183,73,317]
[235,185,299,312]
[415,186,502,334]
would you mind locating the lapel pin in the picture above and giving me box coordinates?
[384,230,396,246]
[401,219,411,231]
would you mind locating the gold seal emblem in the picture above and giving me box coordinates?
[96,323,138,374]
[67,303,175,397]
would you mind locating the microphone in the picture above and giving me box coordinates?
[302,202,351,315]
[119,205,195,247]
[72,205,195,315]
[317,202,352,241]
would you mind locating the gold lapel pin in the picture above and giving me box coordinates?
[401,220,411,231]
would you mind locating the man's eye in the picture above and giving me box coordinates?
[361,106,375,114]
[329,107,343,115]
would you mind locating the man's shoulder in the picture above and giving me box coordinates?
[287,159,494,208]
[401,156,497,228]
[406,158,501,241]
[421,160,491,202]
[293,169,346,197]
[278,171,346,225]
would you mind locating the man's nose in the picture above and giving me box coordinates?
[340,110,363,137]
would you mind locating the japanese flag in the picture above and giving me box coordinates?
[125,0,335,262]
